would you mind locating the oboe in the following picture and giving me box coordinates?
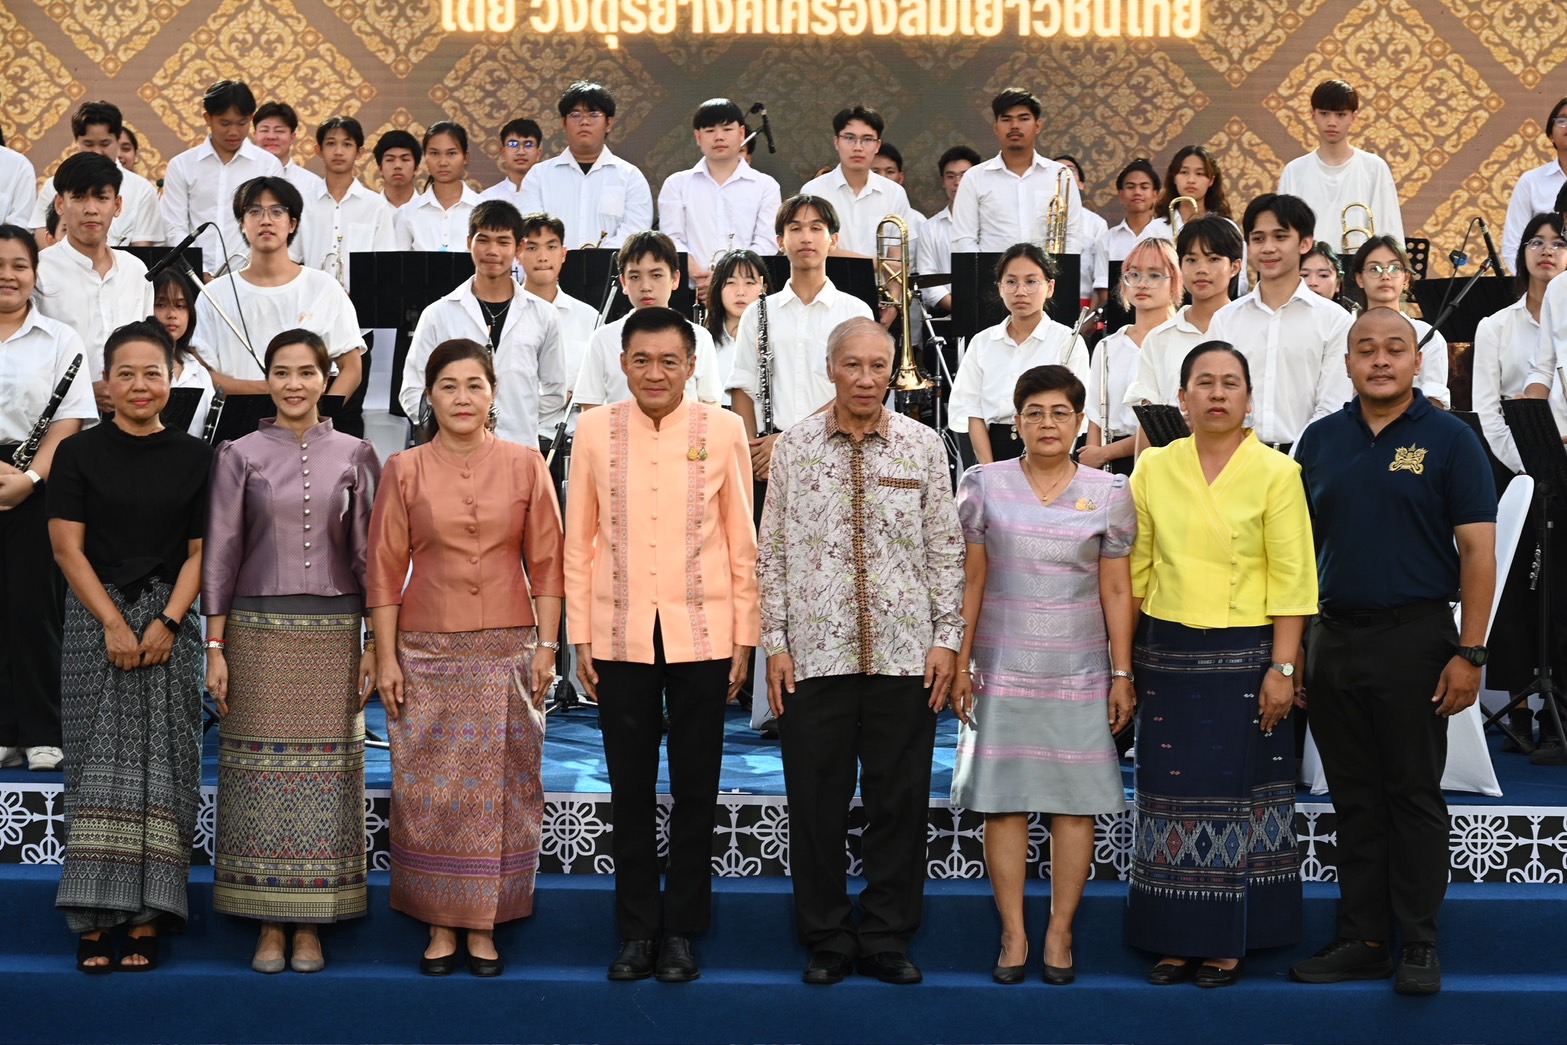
[200,387,227,444]
[12,353,83,470]
[755,294,774,436]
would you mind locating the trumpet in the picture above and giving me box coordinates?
[1168,196,1200,244]
[874,214,932,397]
[1341,203,1375,252]
[1044,168,1070,256]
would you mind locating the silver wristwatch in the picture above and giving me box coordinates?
[1269,662,1295,678]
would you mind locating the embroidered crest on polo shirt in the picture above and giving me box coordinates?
[1389,444,1427,475]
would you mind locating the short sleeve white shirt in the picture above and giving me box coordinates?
[946,317,1089,430]
[1125,305,1207,407]
[949,152,1085,255]
[393,185,481,252]
[516,147,654,250]
[297,179,398,288]
[34,241,155,381]
[0,147,37,228]
[658,159,782,263]
[191,266,365,380]
[159,139,284,274]
[797,166,920,257]
[1085,327,1141,437]
[0,308,98,442]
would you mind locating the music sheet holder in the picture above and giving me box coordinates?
[160,386,205,434]
[1410,278,1514,343]
[949,253,1081,345]
[761,256,880,316]
[210,394,345,445]
[349,253,475,419]
[1488,397,1567,753]
[1132,403,1190,447]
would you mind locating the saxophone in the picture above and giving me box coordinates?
[12,353,83,469]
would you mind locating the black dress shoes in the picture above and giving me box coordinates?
[420,948,461,976]
[655,935,699,983]
[1146,960,1196,985]
[992,961,1026,985]
[608,939,657,981]
[857,952,923,984]
[1042,962,1076,985]
[803,950,853,984]
[469,948,504,977]
[1194,961,1243,988]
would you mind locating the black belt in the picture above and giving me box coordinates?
[1265,441,1293,454]
[1318,599,1452,628]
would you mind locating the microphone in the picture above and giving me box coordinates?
[1478,216,1507,279]
[144,223,213,281]
[748,102,777,154]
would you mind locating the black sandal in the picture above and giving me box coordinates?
[76,933,115,974]
[118,933,159,972]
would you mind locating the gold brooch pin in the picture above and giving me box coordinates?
[687,446,708,461]
[1075,496,1097,511]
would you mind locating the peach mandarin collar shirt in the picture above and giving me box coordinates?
[564,395,759,665]
[366,434,565,633]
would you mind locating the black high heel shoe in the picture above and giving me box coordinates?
[992,940,1027,984]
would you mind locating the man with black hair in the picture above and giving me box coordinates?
[518,212,597,450]
[298,116,396,288]
[1502,97,1567,263]
[1207,193,1353,452]
[254,101,326,203]
[30,101,163,247]
[35,152,154,405]
[518,82,653,249]
[374,130,422,210]
[658,98,782,298]
[479,117,545,205]
[1091,157,1168,300]
[1278,79,1404,251]
[161,79,284,275]
[952,88,1085,255]
[0,142,35,227]
[399,200,565,446]
[916,146,980,313]
[799,106,920,258]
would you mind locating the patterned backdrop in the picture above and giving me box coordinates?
[3,1,1565,260]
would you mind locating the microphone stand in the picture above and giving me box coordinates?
[1431,219,1478,331]
[1417,258,1491,352]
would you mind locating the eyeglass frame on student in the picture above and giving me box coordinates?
[1525,238,1567,254]
[503,139,540,150]
[835,133,881,147]
[997,277,1048,291]
[242,205,290,221]
[1121,271,1171,286]
[565,110,607,123]
[1363,262,1407,277]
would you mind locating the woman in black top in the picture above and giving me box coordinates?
[47,319,212,973]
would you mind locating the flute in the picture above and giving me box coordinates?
[12,353,83,470]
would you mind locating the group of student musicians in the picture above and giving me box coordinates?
[0,71,1563,998]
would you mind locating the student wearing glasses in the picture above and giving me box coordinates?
[1502,98,1567,265]
[1346,235,1449,407]
[479,118,545,206]
[799,106,921,258]
[518,82,653,249]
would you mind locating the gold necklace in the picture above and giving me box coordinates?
[1020,455,1076,505]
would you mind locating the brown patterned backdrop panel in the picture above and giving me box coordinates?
[4,0,1565,258]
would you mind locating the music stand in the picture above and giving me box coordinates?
[349,252,475,419]
[1410,278,1514,343]
[160,387,205,434]
[760,256,880,315]
[1132,404,1190,447]
[1486,398,1567,754]
[949,253,1081,345]
[210,394,345,445]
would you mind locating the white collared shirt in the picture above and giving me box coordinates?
[727,277,874,432]
[946,317,1089,429]
[1077,208,1109,299]
[0,307,98,442]
[298,178,397,288]
[31,163,165,246]
[400,280,565,445]
[159,138,284,274]
[0,147,37,227]
[658,158,782,264]
[393,185,482,252]
[1504,160,1567,265]
[915,207,953,309]
[1090,218,1173,290]
[1207,280,1354,444]
[192,266,365,381]
[1125,304,1207,407]
[517,146,654,250]
[172,355,216,439]
[34,241,155,381]
[797,166,921,257]
[949,152,1085,255]
[573,312,721,408]
[1085,328,1140,438]
[1405,312,1451,406]
[1277,147,1405,250]
[1527,273,1567,428]
[1472,296,1557,474]
[279,160,325,200]
[479,176,528,205]
[538,288,599,439]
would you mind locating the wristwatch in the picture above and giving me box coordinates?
[1269,662,1295,678]
[1456,645,1488,667]
[156,613,181,635]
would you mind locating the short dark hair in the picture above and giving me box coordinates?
[875,142,905,172]
[1176,213,1244,261]
[423,120,469,154]
[374,129,422,167]
[1180,340,1251,392]
[1242,192,1316,239]
[1545,98,1567,142]
[938,145,982,174]
[622,305,696,358]
[831,105,884,137]
[265,327,331,374]
[254,101,299,131]
[617,230,678,275]
[316,115,365,149]
[1515,212,1565,295]
[1012,364,1084,414]
[44,201,59,239]
[994,241,1057,283]
[519,212,566,241]
[71,101,122,139]
[152,267,200,357]
[469,199,524,240]
[775,194,840,236]
[1310,79,1360,113]
[53,152,122,197]
[420,339,497,441]
[1347,234,1410,281]
[104,319,174,377]
[1053,154,1084,180]
[991,88,1041,120]
[500,117,543,143]
[558,81,616,119]
[202,79,257,117]
[233,176,304,245]
[1115,157,1161,192]
[692,98,744,130]
[0,224,39,269]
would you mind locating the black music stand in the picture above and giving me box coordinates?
[948,253,1081,345]
[160,387,205,434]
[1485,398,1567,755]
[349,252,475,419]
[209,394,344,445]
[760,256,880,315]
[1410,278,1514,343]
[1132,403,1190,447]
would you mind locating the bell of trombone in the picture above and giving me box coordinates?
[874,214,932,394]
[1168,196,1200,243]
[1341,203,1375,252]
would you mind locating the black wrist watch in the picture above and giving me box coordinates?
[1456,645,1487,667]
[156,613,181,635]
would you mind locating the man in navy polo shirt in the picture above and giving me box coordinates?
[1290,307,1497,996]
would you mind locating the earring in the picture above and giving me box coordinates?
[1010,424,1018,440]
[487,403,499,431]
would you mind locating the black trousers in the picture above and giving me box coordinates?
[1307,601,1455,945]
[778,673,936,957]
[985,423,1025,462]
[0,475,63,748]
[593,621,730,940]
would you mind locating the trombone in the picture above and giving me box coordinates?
[1168,196,1200,243]
[1341,203,1375,252]
[1043,168,1070,256]
[875,214,932,402]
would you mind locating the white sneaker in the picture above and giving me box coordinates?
[25,746,63,771]
[0,746,22,769]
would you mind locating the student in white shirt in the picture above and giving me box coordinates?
[30,101,164,248]
[1056,154,1110,303]
[798,107,921,259]
[479,118,544,206]
[1207,193,1353,450]
[1086,238,1179,474]
[518,81,654,250]
[701,248,772,405]
[1277,79,1404,252]
[1502,98,1567,265]
[191,177,363,403]
[298,116,396,288]
[870,142,928,229]
[117,126,140,175]
[1347,235,1450,407]
[1091,158,1170,302]
[917,146,981,314]
[573,231,721,410]
[393,122,481,252]
[253,101,326,203]
[152,267,218,438]
[0,145,36,228]
[1155,145,1234,232]
[658,98,782,300]
[951,88,1085,255]
[160,80,284,276]
[400,201,566,446]
[374,130,421,211]
[35,153,154,407]
[519,211,598,449]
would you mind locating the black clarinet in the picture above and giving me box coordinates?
[200,387,227,444]
[12,353,83,469]
[755,294,773,436]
